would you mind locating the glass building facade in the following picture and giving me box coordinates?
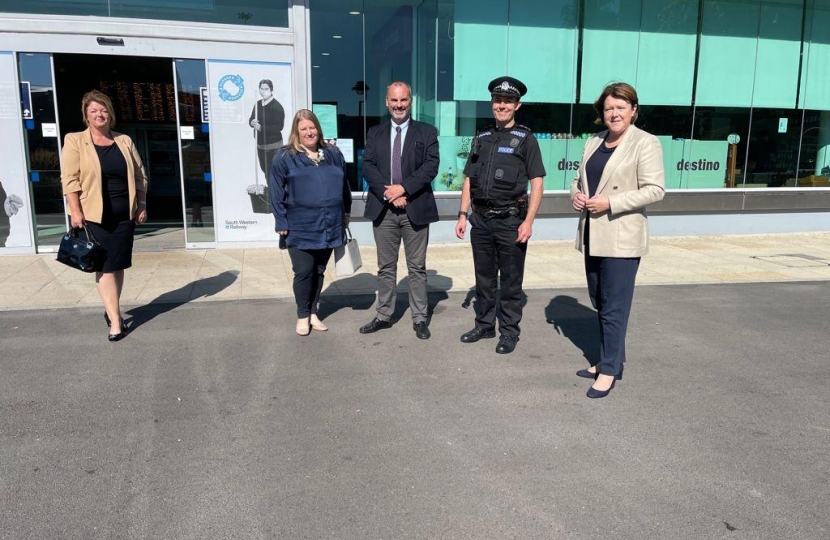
[310,0,830,191]
[0,0,828,255]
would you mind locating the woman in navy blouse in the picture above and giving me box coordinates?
[269,109,352,336]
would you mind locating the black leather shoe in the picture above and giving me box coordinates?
[576,368,598,379]
[587,379,615,399]
[460,327,496,343]
[108,331,125,342]
[495,335,518,354]
[413,321,430,340]
[359,318,392,334]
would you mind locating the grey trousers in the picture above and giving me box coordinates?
[372,208,430,323]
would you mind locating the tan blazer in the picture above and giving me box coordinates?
[60,129,148,224]
[569,125,665,258]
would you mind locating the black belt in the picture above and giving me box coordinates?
[474,204,519,219]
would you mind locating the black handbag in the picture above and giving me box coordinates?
[56,226,106,273]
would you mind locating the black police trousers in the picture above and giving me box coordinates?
[469,212,527,338]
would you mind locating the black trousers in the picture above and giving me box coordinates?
[287,247,333,318]
[469,212,527,338]
[584,252,640,378]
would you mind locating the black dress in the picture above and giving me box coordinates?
[87,143,136,272]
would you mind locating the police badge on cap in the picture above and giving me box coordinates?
[488,76,527,99]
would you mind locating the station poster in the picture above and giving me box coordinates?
[207,60,293,243]
[0,52,34,253]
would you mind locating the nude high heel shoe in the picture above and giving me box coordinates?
[296,317,311,336]
[309,314,328,332]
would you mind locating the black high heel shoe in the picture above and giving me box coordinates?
[105,312,127,331]
[576,368,598,379]
[105,313,127,341]
[577,366,624,381]
[586,379,615,399]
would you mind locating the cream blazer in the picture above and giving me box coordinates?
[569,125,665,258]
[61,129,148,224]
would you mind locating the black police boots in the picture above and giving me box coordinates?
[495,335,518,354]
[460,327,496,343]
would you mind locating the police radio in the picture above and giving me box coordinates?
[471,133,481,157]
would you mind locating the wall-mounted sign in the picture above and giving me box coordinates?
[200,86,209,122]
[778,118,788,133]
[324,138,354,163]
[20,81,32,120]
[0,52,35,251]
[41,123,57,137]
[208,59,293,243]
[180,125,194,140]
[312,104,338,139]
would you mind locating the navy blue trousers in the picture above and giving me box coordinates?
[584,253,640,378]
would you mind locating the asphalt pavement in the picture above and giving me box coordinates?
[1,282,829,540]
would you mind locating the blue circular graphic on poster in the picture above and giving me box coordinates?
[218,74,245,101]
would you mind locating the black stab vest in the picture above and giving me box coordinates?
[467,124,532,208]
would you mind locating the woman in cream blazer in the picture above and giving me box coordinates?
[61,90,148,341]
[570,82,665,398]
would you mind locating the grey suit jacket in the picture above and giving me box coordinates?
[569,125,665,258]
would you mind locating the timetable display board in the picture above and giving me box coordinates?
[97,81,177,123]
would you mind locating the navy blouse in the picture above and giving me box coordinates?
[269,146,352,250]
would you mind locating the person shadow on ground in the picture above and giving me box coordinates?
[318,269,452,326]
[459,283,528,324]
[125,270,239,331]
[545,295,599,367]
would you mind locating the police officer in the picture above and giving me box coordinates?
[455,76,546,354]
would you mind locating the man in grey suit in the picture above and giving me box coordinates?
[359,81,440,339]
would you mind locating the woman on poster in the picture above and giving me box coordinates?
[1,180,25,246]
[249,79,285,176]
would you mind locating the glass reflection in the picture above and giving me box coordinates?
[305,0,829,193]
[175,59,215,243]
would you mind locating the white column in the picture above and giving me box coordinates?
[291,0,311,111]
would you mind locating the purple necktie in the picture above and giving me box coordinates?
[392,126,402,184]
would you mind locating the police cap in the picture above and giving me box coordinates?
[488,76,527,99]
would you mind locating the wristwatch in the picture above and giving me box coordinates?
[457,211,468,218]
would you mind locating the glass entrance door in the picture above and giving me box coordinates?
[18,52,218,251]
[52,53,187,250]
[17,53,65,250]
[174,59,216,245]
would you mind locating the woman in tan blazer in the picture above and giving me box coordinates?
[61,90,148,341]
[570,82,665,398]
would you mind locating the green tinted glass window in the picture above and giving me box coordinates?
[453,0,509,101]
